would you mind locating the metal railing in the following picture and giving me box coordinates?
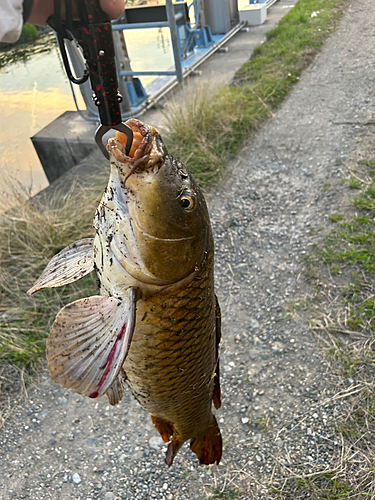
[112,0,183,82]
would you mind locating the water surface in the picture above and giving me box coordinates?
[0,29,173,201]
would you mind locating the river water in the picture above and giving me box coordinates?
[0,28,173,201]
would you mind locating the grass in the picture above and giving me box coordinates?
[0,174,107,370]
[270,472,350,499]
[207,487,240,499]
[301,155,375,498]
[163,0,346,185]
[317,171,375,275]
[293,474,349,499]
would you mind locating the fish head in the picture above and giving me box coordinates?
[108,119,211,285]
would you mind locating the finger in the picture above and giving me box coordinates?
[99,0,125,20]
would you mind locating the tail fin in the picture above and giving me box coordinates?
[190,415,222,465]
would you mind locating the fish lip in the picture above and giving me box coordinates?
[107,119,154,166]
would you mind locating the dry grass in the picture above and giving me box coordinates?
[162,83,266,185]
[0,172,107,369]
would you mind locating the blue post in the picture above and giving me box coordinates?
[165,0,183,82]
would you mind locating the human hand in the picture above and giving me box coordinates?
[27,0,125,25]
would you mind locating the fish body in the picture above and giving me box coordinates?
[28,120,222,465]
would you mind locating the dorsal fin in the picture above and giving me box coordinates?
[212,295,221,410]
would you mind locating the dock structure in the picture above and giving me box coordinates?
[32,0,281,183]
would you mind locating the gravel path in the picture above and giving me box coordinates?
[2,1,375,498]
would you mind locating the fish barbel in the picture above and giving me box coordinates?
[28,119,222,466]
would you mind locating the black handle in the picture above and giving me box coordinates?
[49,0,133,156]
[70,0,123,127]
[72,19,123,126]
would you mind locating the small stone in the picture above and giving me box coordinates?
[241,417,249,424]
[272,342,284,352]
[58,397,67,404]
[162,483,168,490]
[148,436,164,450]
[250,318,260,330]
[105,493,114,500]
[72,473,81,484]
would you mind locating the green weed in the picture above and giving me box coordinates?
[208,487,240,499]
[164,0,346,185]
[292,473,349,499]
[347,176,362,189]
[329,213,344,222]
[303,154,375,498]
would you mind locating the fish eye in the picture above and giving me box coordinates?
[180,193,195,211]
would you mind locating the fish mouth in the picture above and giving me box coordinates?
[107,119,165,181]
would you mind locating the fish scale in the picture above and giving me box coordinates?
[124,248,216,438]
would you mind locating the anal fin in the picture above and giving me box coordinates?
[149,414,182,467]
[165,437,182,467]
[150,414,174,443]
[190,415,222,466]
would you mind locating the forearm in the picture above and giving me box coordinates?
[0,0,125,43]
[28,0,125,24]
[0,0,23,43]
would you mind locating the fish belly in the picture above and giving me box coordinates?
[123,270,216,441]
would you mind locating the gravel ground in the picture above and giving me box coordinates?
[2,1,375,498]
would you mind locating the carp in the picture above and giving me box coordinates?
[28,119,222,466]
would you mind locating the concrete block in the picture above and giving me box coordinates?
[31,111,97,184]
[239,4,267,25]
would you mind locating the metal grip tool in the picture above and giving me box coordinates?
[48,0,133,159]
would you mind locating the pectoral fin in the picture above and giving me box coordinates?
[27,238,94,295]
[47,288,136,399]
